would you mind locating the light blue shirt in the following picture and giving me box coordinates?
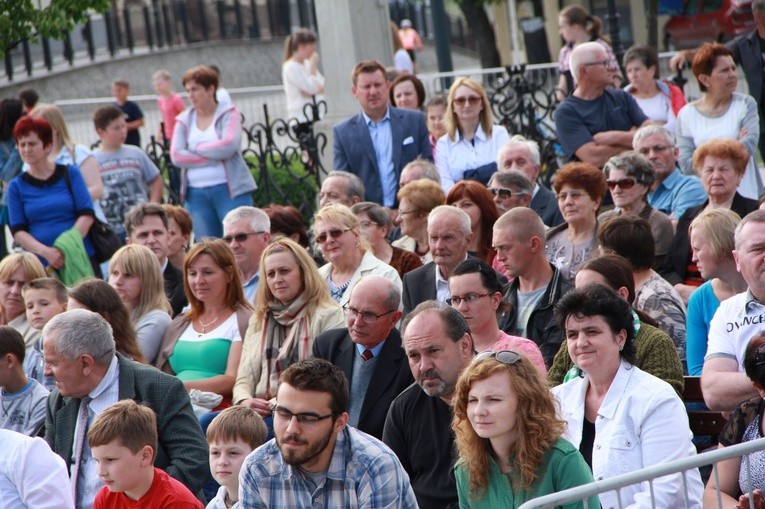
[363,108,396,207]
[354,340,386,358]
[242,271,259,304]
[647,167,707,220]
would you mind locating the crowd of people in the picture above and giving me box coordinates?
[3,12,765,509]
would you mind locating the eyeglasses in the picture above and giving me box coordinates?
[583,59,610,68]
[606,178,637,190]
[315,228,350,244]
[447,293,489,306]
[637,144,671,156]
[556,190,587,201]
[488,187,527,199]
[343,304,396,324]
[272,405,335,424]
[473,349,522,365]
[453,96,482,106]
[222,231,266,244]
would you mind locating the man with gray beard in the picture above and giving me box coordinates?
[382,301,473,509]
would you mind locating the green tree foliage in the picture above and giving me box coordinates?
[0,0,110,57]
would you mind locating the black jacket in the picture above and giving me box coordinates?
[164,262,187,317]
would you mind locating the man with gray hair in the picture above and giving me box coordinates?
[399,157,441,187]
[496,135,563,226]
[312,275,412,439]
[702,210,765,411]
[222,206,271,301]
[487,170,533,214]
[319,170,366,209]
[402,206,472,315]
[43,309,208,508]
[555,41,649,167]
[633,124,706,222]
[383,301,473,509]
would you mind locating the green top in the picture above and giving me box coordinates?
[455,437,598,508]
[168,338,232,381]
[546,321,684,397]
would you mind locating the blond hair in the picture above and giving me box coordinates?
[445,77,494,141]
[109,244,172,319]
[312,203,370,252]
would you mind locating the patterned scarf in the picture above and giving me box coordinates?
[253,295,311,400]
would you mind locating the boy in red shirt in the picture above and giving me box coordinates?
[88,400,203,508]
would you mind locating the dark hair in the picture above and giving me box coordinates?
[552,162,607,203]
[92,105,125,132]
[0,326,25,363]
[280,358,349,416]
[12,115,53,146]
[446,181,500,265]
[692,42,734,93]
[263,204,309,248]
[390,74,426,109]
[555,283,637,364]
[598,216,655,270]
[451,258,509,315]
[559,5,609,43]
[18,88,39,110]
[0,99,24,141]
[182,65,219,92]
[351,60,387,86]
[623,45,660,79]
[87,400,158,459]
[402,300,472,344]
[207,405,268,450]
[124,203,169,237]
[69,279,147,364]
[161,204,193,236]
[744,332,765,388]
[284,28,318,61]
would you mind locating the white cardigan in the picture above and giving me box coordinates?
[318,250,402,308]
[552,361,703,509]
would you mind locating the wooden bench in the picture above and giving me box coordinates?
[682,376,728,453]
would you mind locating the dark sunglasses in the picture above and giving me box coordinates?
[606,178,637,190]
[222,231,266,244]
[473,349,522,365]
[316,228,350,244]
[488,187,526,200]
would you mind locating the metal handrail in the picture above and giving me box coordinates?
[518,437,765,508]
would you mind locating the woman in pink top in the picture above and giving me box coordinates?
[447,258,546,375]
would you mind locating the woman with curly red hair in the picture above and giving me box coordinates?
[447,181,500,265]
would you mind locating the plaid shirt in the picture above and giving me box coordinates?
[239,426,417,508]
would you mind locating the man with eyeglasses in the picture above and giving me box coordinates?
[383,301,473,509]
[632,125,706,224]
[487,170,533,214]
[492,207,572,366]
[496,135,564,226]
[555,41,650,168]
[221,206,271,302]
[124,203,187,316]
[240,357,417,508]
[312,276,412,439]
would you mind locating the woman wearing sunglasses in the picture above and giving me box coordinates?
[451,349,597,508]
[233,237,344,420]
[313,204,401,307]
[598,151,673,268]
[705,332,765,508]
[435,77,510,193]
[552,284,702,508]
[658,138,757,304]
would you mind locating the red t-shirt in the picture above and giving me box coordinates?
[158,93,186,141]
[93,467,203,509]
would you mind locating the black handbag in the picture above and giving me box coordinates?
[63,167,123,263]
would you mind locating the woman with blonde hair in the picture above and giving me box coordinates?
[392,179,446,263]
[155,239,253,406]
[233,237,344,418]
[108,244,172,364]
[436,77,510,192]
[452,351,596,507]
[0,253,46,345]
[314,203,401,307]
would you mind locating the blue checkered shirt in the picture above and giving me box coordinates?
[239,425,417,508]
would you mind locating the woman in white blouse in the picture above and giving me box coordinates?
[436,77,510,193]
[282,28,325,122]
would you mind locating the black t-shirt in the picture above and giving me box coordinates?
[117,100,144,147]
[758,35,765,108]
[382,383,459,509]
[580,417,596,470]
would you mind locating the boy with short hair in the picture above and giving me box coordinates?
[93,105,163,239]
[0,326,49,436]
[21,277,67,389]
[205,406,267,509]
[88,400,203,508]
[112,78,145,147]
[152,69,186,144]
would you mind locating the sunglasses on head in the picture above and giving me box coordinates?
[316,228,350,244]
[606,178,637,190]
[473,349,522,365]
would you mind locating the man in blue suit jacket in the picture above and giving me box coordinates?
[333,60,432,207]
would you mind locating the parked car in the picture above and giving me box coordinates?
[663,0,755,50]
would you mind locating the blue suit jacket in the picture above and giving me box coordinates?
[333,107,432,205]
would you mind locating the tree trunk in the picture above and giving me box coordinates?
[457,0,502,68]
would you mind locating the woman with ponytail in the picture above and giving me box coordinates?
[282,28,325,122]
